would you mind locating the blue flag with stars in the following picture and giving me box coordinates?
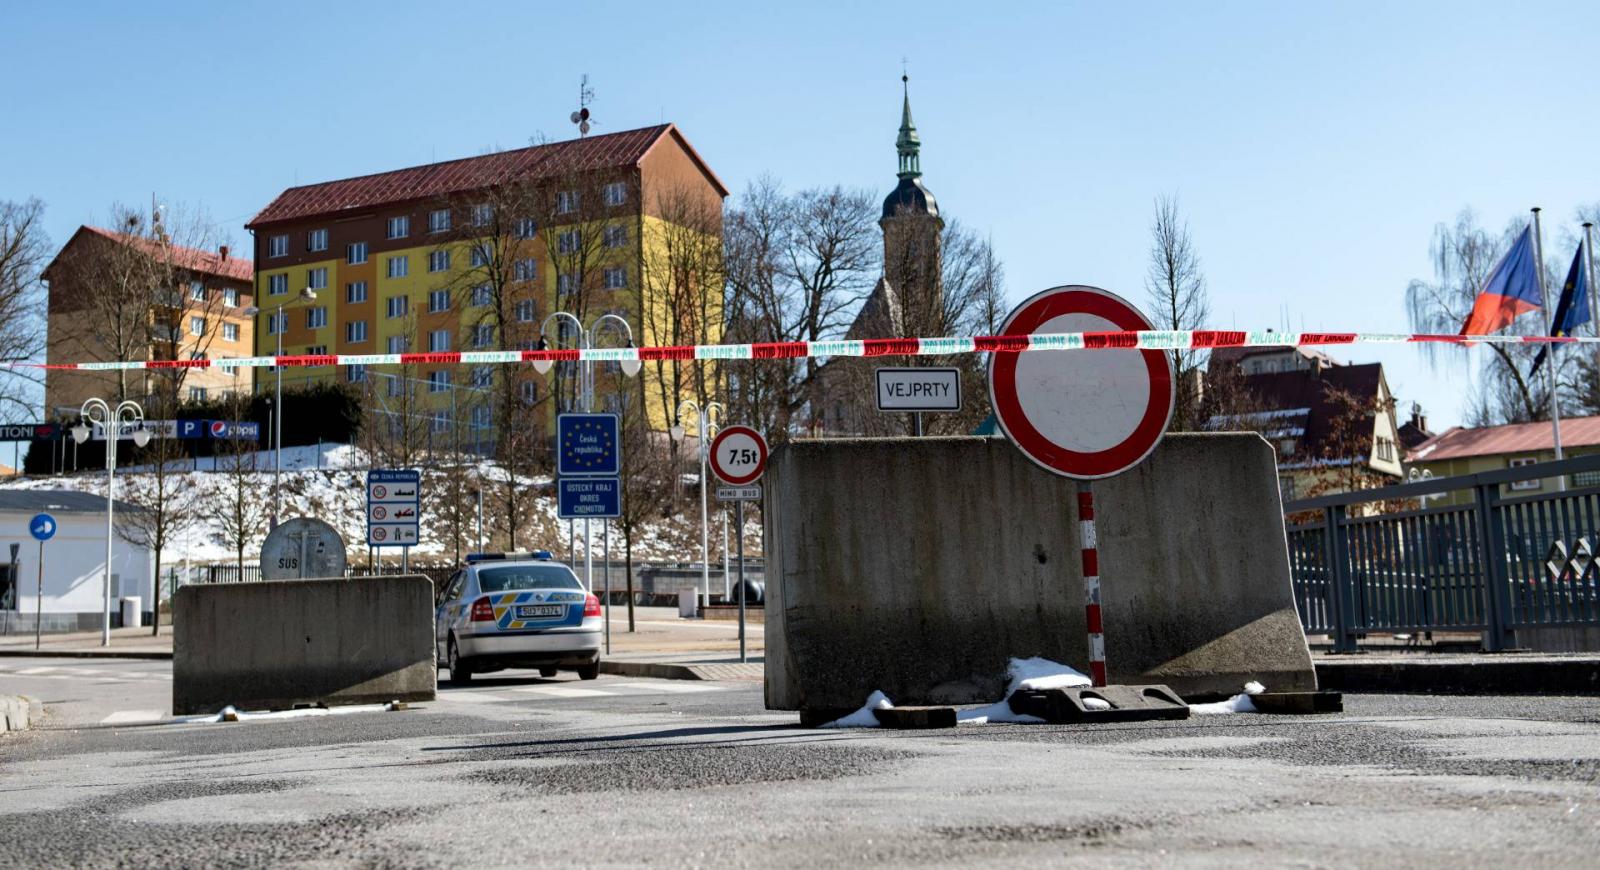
[1530,244,1592,377]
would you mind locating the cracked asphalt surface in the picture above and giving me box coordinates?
[2,664,1599,867]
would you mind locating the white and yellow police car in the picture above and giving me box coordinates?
[435,551,602,684]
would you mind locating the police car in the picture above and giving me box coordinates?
[435,551,602,684]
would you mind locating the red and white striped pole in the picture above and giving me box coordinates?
[1077,482,1106,687]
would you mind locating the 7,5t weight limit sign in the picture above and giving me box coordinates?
[709,426,768,486]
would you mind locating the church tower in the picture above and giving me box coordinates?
[879,74,944,337]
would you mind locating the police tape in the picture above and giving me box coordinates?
[4,330,1594,372]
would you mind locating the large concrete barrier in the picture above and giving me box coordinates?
[764,433,1316,713]
[173,575,436,715]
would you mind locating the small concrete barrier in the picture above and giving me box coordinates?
[0,694,41,732]
[173,575,436,715]
[764,434,1317,713]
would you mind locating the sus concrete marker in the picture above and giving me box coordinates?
[763,434,1316,713]
[173,575,436,715]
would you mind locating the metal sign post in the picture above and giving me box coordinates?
[987,286,1174,687]
[709,426,768,664]
[28,513,55,650]
[557,413,621,594]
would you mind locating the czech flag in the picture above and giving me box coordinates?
[1529,243,1592,377]
[1459,225,1542,336]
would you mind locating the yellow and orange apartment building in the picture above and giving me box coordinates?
[43,226,256,412]
[244,124,727,438]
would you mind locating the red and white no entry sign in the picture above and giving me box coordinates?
[987,285,1175,480]
[709,425,768,486]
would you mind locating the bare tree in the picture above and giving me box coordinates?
[117,421,197,634]
[0,198,48,419]
[214,397,268,575]
[1144,195,1210,431]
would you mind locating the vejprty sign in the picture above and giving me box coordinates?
[875,367,962,412]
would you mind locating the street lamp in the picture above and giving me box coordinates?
[671,398,723,609]
[535,312,640,593]
[71,398,150,646]
[247,287,317,530]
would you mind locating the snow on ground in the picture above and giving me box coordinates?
[1188,681,1266,715]
[2,444,762,568]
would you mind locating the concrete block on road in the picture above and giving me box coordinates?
[173,575,437,715]
[764,434,1317,712]
[0,694,41,732]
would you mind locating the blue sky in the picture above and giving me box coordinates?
[4,1,1597,429]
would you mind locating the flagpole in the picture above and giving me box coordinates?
[1585,222,1598,341]
[1531,207,1565,490]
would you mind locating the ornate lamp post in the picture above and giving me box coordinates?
[671,399,723,608]
[71,398,151,646]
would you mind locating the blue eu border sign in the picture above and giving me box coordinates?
[558,478,621,519]
[557,413,620,477]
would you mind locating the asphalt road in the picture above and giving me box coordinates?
[2,659,1599,867]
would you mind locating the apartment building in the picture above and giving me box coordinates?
[42,225,255,412]
[244,124,726,439]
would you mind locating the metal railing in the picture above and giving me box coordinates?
[1284,454,1600,651]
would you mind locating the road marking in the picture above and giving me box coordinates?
[603,681,728,693]
[514,686,614,698]
[14,666,61,674]
[438,692,515,702]
[101,710,166,724]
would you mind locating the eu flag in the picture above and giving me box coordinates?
[1459,225,1543,336]
[1529,243,1592,377]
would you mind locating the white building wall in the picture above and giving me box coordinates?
[0,511,153,617]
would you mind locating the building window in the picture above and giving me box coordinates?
[346,320,368,343]
[602,182,627,207]
[515,299,536,322]
[306,344,328,356]
[347,281,368,303]
[428,289,450,313]
[603,267,627,290]
[472,406,491,429]
[557,230,580,254]
[474,324,494,347]
[556,191,579,214]
[386,296,408,318]
[1278,476,1296,503]
[268,235,289,258]
[189,316,205,337]
[428,209,451,234]
[603,225,628,248]
[429,329,451,352]
[1572,470,1600,488]
[307,228,328,252]
[307,267,328,290]
[387,216,410,239]
[1508,457,1540,491]
[1277,438,1296,457]
[1376,437,1396,462]
[471,204,493,227]
[431,410,451,431]
[387,335,408,354]
[264,312,284,335]
[472,366,492,389]
[223,322,239,342]
[428,370,450,393]
[387,376,404,398]
[223,287,239,307]
[521,381,538,404]
[428,250,451,273]
[306,306,328,329]
[464,284,487,307]
[347,241,368,264]
[386,255,408,278]
[190,387,207,402]
[347,364,367,383]
[470,246,489,268]
[189,280,205,301]
[556,273,577,296]
[516,217,538,239]
[513,258,536,281]
[268,274,288,295]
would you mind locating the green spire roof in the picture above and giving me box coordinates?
[896,75,921,180]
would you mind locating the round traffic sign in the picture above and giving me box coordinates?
[709,426,768,486]
[987,285,1174,480]
[29,513,56,542]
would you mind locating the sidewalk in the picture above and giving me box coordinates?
[0,625,173,659]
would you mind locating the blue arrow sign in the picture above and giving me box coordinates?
[29,513,56,542]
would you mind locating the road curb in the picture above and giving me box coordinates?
[599,660,707,681]
[0,649,173,660]
[1316,658,1600,695]
[1,694,42,732]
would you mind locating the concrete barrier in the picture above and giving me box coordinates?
[173,575,436,715]
[764,433,1316,713]
[1,694,41,732]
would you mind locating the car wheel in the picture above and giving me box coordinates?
[538,668,558,678]
[576,661,600,681]
[447,637,472,685]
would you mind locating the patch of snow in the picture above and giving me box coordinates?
[820,690,892,728]
[824,657,1094,729]
[1189,681,1266,715]
[178,702,394,724]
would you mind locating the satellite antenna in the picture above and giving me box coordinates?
[570,74,595,137]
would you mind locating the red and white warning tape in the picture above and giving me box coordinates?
[4,330,1589,373]
[1077,486,1106,688]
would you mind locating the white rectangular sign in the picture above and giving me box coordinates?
[875,367,962,412]
[716,485,762,502]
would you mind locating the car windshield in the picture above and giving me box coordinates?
[476,564,583,593]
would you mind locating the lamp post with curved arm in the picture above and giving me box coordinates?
[71,398,151,646]
[671,398,723,608]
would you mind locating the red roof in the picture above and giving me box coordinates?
[246,124,726,228]
[68,226,253,282]
[1224,364,1387,460]
[1408,416,1600,462]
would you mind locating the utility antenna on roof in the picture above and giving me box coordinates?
[570,74,595,137]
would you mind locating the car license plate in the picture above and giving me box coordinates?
[516,604,564,618]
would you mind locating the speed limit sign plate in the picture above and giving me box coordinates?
[709,426,768,486]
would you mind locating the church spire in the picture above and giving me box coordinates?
[896,74,921,180]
